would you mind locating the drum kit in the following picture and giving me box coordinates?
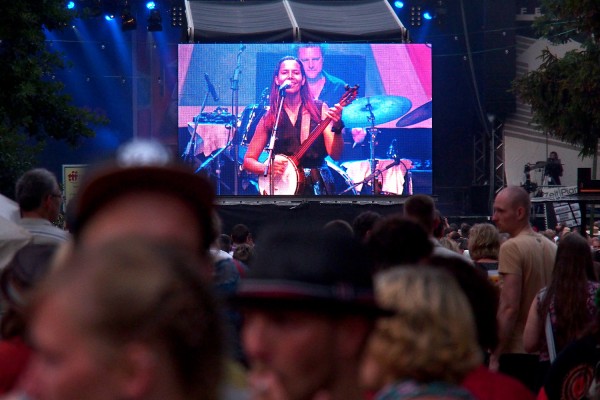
[184,94,431,195]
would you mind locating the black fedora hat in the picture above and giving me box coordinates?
[234,224,385,316]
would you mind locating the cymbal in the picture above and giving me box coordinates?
[343,95,412,128]
[396,100,432,127]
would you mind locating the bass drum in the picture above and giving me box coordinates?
[238,104,268,145]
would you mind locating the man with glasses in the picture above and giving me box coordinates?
[15,168,70,244]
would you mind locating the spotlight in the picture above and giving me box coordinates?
[393,1,404,8]
[121,6,137,31]
[146,1,156,10]
[410,5,422,26]
[147,8,162,31]
[423,11,433,20]
[67,1,75,9]
[104,14,115,21]
[170,5,185,27]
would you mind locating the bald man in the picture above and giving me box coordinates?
[490,186,556,391]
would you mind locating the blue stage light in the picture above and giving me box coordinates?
[394,1,404,9]
[146,1,156,10]
[105,14,115,21]
[67,1,75,9]
[423,11,433,20]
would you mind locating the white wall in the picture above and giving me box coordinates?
[503,36,597,187]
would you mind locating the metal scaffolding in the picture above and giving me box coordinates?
[493,120,505,193]
[472,134,486,186]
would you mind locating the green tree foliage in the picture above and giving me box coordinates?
[512,1,600,157]
[0,0,107,197]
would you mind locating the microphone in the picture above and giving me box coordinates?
[278,81,291,95]
[387,139,398,160]
[204,73,219,102]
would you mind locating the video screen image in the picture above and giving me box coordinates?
[178,43,432,196]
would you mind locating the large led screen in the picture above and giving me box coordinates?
[178,43,432,197]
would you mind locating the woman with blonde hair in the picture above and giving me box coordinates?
[362,267,482,399]
[468,224,500,266]
[468,223,501,284]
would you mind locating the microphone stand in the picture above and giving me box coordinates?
[195,144,230,173]
[264,90,286,196]
[230,45,245,195]
[182,92,210,165]
[399,159,413,195]
[385,139,413,195]
[339,158,401,195]
[365,100,379,195]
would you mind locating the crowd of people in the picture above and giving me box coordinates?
[2,139,600,400]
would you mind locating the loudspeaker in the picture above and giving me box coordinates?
[411,170,432,195]
[578,168,591,186]
[577,167,600,193]
[479,0,516,118]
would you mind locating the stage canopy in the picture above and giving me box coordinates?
[184,0,407,43]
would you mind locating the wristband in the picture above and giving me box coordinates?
[332,121,344,135]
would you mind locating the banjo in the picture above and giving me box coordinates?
[258,85,358,195]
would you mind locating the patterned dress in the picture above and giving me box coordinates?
[375,380,476,400]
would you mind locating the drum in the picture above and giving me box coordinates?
[238,104,268,145]
[341,159,412,195]
[254,157,358,196]
[325,157,358,195]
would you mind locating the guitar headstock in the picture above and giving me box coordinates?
[339,84,359,107]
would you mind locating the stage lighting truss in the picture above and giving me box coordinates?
[147,8,162,31]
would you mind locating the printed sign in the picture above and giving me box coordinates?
[537,185,578,200]
[552,201,581,228]
[62,165,88,208]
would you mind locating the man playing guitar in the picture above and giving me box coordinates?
[242,56,347,195]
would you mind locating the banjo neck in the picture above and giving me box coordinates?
[289,85,359,166]
[289,112,332,165]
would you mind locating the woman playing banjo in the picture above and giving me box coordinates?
[242,56,346,196]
